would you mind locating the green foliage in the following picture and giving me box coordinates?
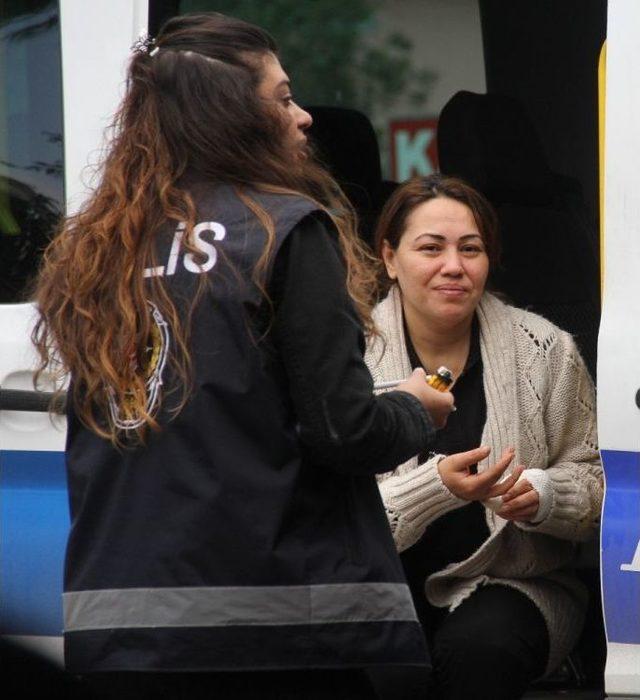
[180,0,434,118]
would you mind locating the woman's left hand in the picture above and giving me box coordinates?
[496,474,540,522]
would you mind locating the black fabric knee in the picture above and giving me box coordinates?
[429,585,549,700]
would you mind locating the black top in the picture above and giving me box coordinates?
[268,211,433,470]
[400,315,490,590]
[410,317,485,465]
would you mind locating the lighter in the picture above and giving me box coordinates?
[426,366,454,392]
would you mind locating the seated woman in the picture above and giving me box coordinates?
[366,174,603,700]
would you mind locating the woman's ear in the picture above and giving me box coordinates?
[381,240,397,280]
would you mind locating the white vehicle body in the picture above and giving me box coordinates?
[0,0,148,666]
[598,0,640,696]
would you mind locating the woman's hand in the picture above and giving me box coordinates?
[397,368,454,429]
[496,475,540,522]
[437,446,523,501]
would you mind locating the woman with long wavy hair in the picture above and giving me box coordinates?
[32,13,453,699]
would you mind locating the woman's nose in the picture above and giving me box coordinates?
[295,103,313,131]
[441,250,463,274]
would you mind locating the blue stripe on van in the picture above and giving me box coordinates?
[601,449,640,645]
[0,450,68,635]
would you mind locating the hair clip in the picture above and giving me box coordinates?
[131,34,157,56]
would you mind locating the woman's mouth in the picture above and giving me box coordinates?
[434,285,468,296]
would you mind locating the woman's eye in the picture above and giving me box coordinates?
[281,95,294,107]
[419,245,440,254]
[460,245,483,255]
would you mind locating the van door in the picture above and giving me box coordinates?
[0,1,68,663]
[599,0,640,696]
[0,0,148,665]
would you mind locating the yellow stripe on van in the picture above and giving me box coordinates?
[599,41,606,292]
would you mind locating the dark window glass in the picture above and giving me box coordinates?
[0,0,64,303]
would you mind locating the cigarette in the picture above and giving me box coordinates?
[374,379,404,390]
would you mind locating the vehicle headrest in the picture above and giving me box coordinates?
[305,106,383,206]
[437,91,558,204]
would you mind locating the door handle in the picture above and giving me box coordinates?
[0,388,66,414]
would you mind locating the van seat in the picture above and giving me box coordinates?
[306,105,396,248]
[437,91,600,378]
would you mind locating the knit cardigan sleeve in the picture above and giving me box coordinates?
[377,454,467,552]
[365,294,468,552]
[514,329,602,542]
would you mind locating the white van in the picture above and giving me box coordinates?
[1,1,638,696]
[0,0,148,666]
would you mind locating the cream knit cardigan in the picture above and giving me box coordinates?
[366,287,603,674]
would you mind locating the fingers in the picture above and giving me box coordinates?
[474,448,515,489]
[397,370,455,429]
[443,446,491,472]
[497,486,540,521]
[430,388,455,429]
[501,475,531,503]
[438,447,529,504]
[486,464,524,498]
[438,446,491,500]
[501,489,539,513]
[497,505,539,521]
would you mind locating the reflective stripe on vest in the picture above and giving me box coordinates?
[64,582,416,632]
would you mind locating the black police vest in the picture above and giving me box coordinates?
[63,183,426,673]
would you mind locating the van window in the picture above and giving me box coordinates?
[166,0,486,181]
[0,0,64,304]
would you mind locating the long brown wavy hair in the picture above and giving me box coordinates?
[33,13,378,445]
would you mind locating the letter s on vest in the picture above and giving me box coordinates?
[184,222,226,274]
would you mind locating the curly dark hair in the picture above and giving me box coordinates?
[33,13,377,444]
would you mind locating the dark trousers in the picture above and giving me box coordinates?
[82,668,377,700]
[368,584,549,700]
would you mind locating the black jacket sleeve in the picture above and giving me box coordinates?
[269,211,435,475]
